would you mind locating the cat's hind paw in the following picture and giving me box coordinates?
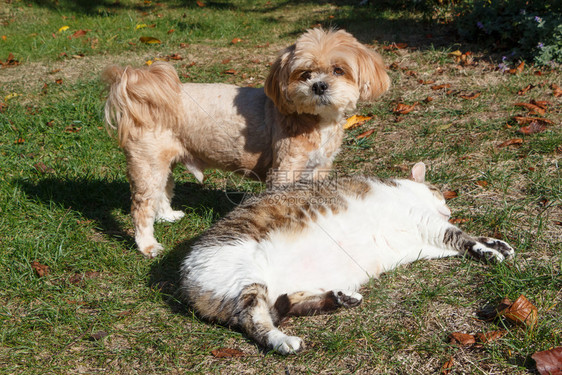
[476,237,515,260]
[267,330,303,355]
[470,242,512,263]
[334,290,363,308]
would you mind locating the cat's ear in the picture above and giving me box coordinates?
[410,162,426,183]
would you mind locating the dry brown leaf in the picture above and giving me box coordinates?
[431,84,451,90]
[498,295,538,329]
[530,99,552,110]
[518,121,547,135]
[517,84,535,95]
[509,61,525,74]
[459,92,481,100]
[418,79,436,85]
[532,347,562,375]
[392,102,418,114]
[497,138,523,148]
[344,114,373,130]
[90,331,108,341]
[449,217,470,224]
[512,116,553,125]
[476,180,488,187]
[514,102,546,115]
[196,0,205,6]
[552,84,562,97]
[424,96,433,103]
[231,38,242,44]
[355,129,375,139]
[476,330,505,343]
[223,69,237,75]
[31,261,49,277]
[34,162,54,174]
[211,348,245,358]
[449,332,476,346]
[441,356,454,375]
[70,29,87,38]
[443,190,458,199]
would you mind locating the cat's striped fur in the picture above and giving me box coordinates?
[179,163,515,354]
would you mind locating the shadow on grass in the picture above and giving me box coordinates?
[17,177,237,250]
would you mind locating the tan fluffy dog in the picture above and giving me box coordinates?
[103,28,390,257]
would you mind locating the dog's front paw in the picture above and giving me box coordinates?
[138,241,164,258]
[156,210,185,223]
[334,290,363,308]
[476,237,515,260]
[267,330,303,355]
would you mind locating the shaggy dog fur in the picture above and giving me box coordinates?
[103,28,390,257]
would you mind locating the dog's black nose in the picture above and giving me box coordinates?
[312,81,328,95]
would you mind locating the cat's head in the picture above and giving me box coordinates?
[408,162,452,220]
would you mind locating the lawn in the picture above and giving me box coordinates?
[0,0,560,374]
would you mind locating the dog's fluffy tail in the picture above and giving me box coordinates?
[102,62,185,147]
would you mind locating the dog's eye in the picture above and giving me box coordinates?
[333,67,345,76]
[300,71,311,80]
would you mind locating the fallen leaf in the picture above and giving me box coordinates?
[443,190,458,199]
[179,43,189,48]
[498,295,538,329]
[476,180,488,187]
[65,125,82,133]
[34,162,54,174]
[512,116,553,125]
[532,347,562,375]
[441,356,454,375]
[424,96,433,103]
[355,129,375,139]
[514,102,545,115]
[196,0,205,6]
[1,35,6,41]
[55,78,63,85]
[497,138,523,148]
[476,330,505,343]
[509,61,525,74]
[211,348,245,358]
[431,84,451,90]
[139,36,161,44]
[90,331,108,341]
[231,38,242,44]
[448,50,462,57]
[530,99,551,110]
[70,29,87,38]
[136,23,148,30]
[344,114,373,130]
[449,217,471,224]
[449,332,476,346]
[223,69,237,75]
[0,102,6,112]
[552,84,562,97]
[31,261,49,277]
[221,58,231,64]
[418,79,436,85]
[167,29,175,34]
[58,25,69,32]
[168,53,182,60]
[518,121,547,135]
[14,137,24,144]
[392,102,418,114]
[145,60,153,66]
[459,92,481,100]
[517,84,535,95]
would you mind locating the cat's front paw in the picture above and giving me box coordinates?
[476,237,515,260]
[267,330,303,355]
[334,290,363,308]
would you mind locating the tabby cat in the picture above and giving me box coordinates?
[179,163,515,354]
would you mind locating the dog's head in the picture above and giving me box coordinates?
[265,28,390,118]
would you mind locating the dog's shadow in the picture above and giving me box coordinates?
[17,176,238,250]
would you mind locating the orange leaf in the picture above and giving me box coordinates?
[449,332,476,346]
[497,138,523,148]
[223,69,237,75]
[498,295,538,329]
[31,261,49,277]
[139,36,161,44]
[355,129,375,139]
[475,180,488,187]
[517,84,535,95]
[514,102,545,115]
[552,84,562,98]
[196,0,205,6]
[512,116,553,125]
[449,217,470,224]
[518,121,547,135]
[418,79,436,85]
[167,29,175,34]
[70,29,87,38]
[211,348,245,358]
[424,96,433,103]
[476,330,505,344]
[532,347,562,375]
[530,99,551,110]
[344,114,373,130]
[431,84,451,90]
[443,190,458,199]
[231,38,242,44]
[459,92,481,100]
[509,61,525,74]
[441,356,454,375]
[392,102,418,114]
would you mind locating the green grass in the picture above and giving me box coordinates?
[1,0,561,374]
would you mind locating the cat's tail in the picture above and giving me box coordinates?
[102,62,185,147]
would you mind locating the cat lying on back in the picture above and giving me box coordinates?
[179,162,515,354]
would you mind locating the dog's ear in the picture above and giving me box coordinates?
[409,162,426,183]
[264,45,296,114]
[353,41,390,101]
